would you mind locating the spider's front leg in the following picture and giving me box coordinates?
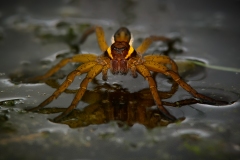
[27,61,98,112]
[27,26,109,83]
[95,26,109,52]
[79,26,109,52]
[53,64,103,122]
[136,64,177,121]
[144,55,178,73]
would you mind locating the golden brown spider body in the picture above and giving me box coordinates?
[27,26,224,122]
[105,27,137,76]
[108,41,134,75]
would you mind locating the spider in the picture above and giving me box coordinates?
[26,26,225,122]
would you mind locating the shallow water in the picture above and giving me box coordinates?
[0,0,240,159]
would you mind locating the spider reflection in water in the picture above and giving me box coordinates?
[38,79,202,128]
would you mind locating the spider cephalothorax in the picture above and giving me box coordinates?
[106,27,137,75]
[26,26,226,122]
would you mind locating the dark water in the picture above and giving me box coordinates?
[0,0,240,159]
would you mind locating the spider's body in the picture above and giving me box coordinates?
[27,26,224,122]
[106,27,137,75]
[108,41,132,75]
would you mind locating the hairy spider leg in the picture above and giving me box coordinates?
[27,61,98,112]
[95,26,109,52]
[162,98,200,107]
[144,61,225,105]
[138,55,179,99]
[26,25,109,83]
[159,81,179,99]
[144,55,178,73]
[139,80,179,100]
[136,64,177,121]
[101,65,109,81]
[79,26,109,52]
[136,36,175,55]
[26,54,97,82]
[53,64,103,122]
